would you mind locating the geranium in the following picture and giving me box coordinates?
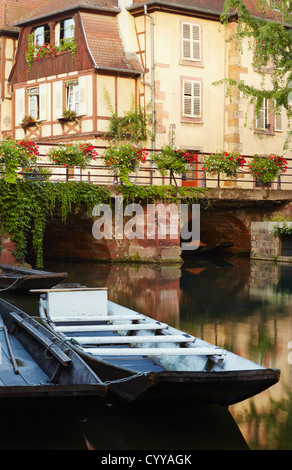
[102,144,148,185]
[62,109,77,121]
[22,114,36,128]
[79,143,98,161]
[202,151,246,177]
[47,142,95,168]
[0,139,38,183]
[248,154,288,185]
[152,145,198,177]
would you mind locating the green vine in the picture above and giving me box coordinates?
[0,181,111,268]
[272,222,292,238]
[118,184,209,206]
[104,89,151,143]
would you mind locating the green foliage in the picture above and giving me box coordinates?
[202,150,246,177]
[47,142,98,168]
[219,0,292,148]
[0,181,111,268]
[102,144,147,185]
[25,33,77,69]
[118,184,209,205]
[104,90,151,143]
[152,146,198,179]
[0,139,39,183]
[272,221,292,237]
[248,153,288,184]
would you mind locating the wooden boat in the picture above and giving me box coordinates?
[0,263,68,291]
[0,297,107,398]
[36,287,280,406]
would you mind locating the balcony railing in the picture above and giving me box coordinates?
[2,143,292,190]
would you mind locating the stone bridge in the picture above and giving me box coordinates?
[1,188,292,266]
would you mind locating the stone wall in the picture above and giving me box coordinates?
[0,233,18,264]
[250,221,292,263]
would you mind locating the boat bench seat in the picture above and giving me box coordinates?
[51,314,146,324]
[72,335,195,345]
[84,347,224,357]
[55,322,168,333]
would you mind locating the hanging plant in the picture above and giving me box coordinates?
[102,144,147,185]
[47,142,98,168]
[151,145,197,187]
[202,150,246,178]
[0,139,39,183]
[248,154,288,185]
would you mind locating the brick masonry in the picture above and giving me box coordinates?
[250,221,292,263]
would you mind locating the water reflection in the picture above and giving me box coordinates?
[2,255,292,450]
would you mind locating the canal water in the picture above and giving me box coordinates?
[0,255,291,451]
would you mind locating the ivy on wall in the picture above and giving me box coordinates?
[0,181,208,269]
[0,181,111,268]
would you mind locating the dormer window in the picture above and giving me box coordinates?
[55,18,75,47]
[33,24,50,46]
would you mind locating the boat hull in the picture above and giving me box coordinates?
[0,263,67,291]
[42,322,280,406]
[0,298,107,399]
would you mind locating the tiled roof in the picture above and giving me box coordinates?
[130,0,282,20]
[81,12,143,73]
[14,0,119,25]
[0,0,47,31]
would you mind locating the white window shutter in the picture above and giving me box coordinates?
[39,83,47,121]
[15,87,25,125]
[183,80,201,118]
[55,23,60,47]
[274,106,283,132]
[53,81,63,119]
[182,23,201,61]
[256,101,265,129]
[192,25,201,61]
[182,23,191,59]
[78,76,87,116]
[192,81,201,116]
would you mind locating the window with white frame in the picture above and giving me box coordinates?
[182,23,201,62]
[27,85,46,121]
[66,80,79,114]
[256,98,270,130]
[182,79,201,118]
[55,18,75,47]
[28,87,39,120]
[256,98,283,132]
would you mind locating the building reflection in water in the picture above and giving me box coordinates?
[43,256,292,450]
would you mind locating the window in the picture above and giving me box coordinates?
[182,79,201,118]
[256,98,283,133]
[33,25,50,46]
[28,87,39,120]
[182,23,201,62]
[27,85,46,121]
[55,18,75,47]
[53,77,87,120]
[256,98,270,130]
[66,80,79,114]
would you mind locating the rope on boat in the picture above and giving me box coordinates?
[104,371,150,385]
[0,278,20,291]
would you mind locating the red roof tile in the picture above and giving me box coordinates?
[0,0,47,31]
[81,11,142,73]
[14,0,119,25]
